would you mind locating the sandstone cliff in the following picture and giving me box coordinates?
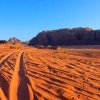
[29,27,100,46]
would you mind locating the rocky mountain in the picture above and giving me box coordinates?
[29,27,100,46]
[8,37,21,43]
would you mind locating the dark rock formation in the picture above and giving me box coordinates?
[29,27,100,46]
[0,40,7,44]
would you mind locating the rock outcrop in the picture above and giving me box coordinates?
[8,37,21,44]
[0,40,7,44]
[29,27,100,46]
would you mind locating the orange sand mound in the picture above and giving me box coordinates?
[0,44,100,100]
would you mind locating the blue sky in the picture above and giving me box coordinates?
[0,0,100,41]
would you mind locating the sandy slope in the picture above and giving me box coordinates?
[0,45,100,100]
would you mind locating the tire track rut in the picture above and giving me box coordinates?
[9,51,32,100]
[0,52,16,67]
[0,52,17,99]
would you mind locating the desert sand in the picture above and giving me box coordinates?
[0,44,100,100]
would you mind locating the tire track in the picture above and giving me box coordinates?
[9,51,24,100]
[0,52,16,68]
[9,51,32,100]
[0,52,17,99]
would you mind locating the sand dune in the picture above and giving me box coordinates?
[0,44,100,100]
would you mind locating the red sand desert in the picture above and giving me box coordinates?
[0,44,100,100]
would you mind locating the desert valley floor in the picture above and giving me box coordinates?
[0,44,100,100]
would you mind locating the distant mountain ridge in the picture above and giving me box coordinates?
[8,37,21,43]
[0,40,7,44]
[29,27,100,46]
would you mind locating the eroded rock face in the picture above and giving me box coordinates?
[29,27,100,46]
